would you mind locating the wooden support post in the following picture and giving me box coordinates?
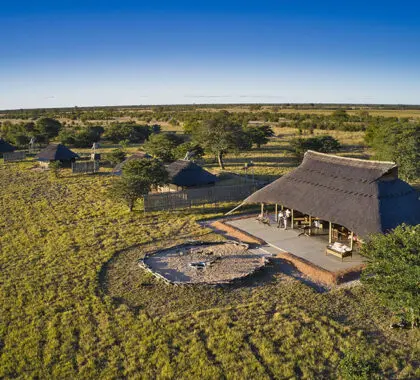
[281,205,284,211]
[309,215,312,226]
[275,204,278,222]
[261,203,264,215]
[329,222,332,244]
[291,209,294,229]
[350,231,354,250]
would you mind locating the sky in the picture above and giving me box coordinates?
[1,1,420,109]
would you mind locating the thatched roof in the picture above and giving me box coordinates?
[166,160,217,187]
[243,151,420,236]
[0,138,16,154]
[36,144,79,161]
[113,152,152,175]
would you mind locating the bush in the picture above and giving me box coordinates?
[338,348,380,380]
[361,224,420,328]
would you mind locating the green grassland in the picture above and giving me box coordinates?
[0,158,419,379]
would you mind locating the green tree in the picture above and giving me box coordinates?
[108,177,149,212]
[174,142,204,160]
[109,159,168,211]
[123,159,168,190]
[244,125,274,148]
[290,135,341,159]
[35,117,62,139]
[103,123,155,143]
[361,224,420,328]
[143,133,184,162]
[192,113,251,169]
[365,123,419,182]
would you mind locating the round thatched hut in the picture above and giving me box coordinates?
[0,138,16,157]
[36,143,79,168]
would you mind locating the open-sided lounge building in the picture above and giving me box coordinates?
[241,150,420,258]
[36,143,79,168]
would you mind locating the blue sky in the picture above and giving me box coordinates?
[1,1,419,109]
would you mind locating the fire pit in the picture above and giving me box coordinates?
[140,241,269,285]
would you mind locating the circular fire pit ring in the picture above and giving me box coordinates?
[139,240,270,285]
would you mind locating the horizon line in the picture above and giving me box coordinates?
[2,101,420,112]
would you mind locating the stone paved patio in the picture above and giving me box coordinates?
[226,217,366,273]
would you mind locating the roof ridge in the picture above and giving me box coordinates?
[305,150,396,166]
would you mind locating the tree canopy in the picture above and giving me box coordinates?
[35,118,62,139]
[365,122,419,182]
[361,224,420,328]
[290,135,341,159]
[192,113,251,169]
[103,123,158,144]
[109,158,168,211]
[143,133,184,162]
[244,125,274,148]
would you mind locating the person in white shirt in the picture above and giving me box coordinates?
[277,210,284,228]
[284,209,291,229]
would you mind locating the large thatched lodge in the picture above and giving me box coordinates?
[224,151,420,275]
[244,150,419,235]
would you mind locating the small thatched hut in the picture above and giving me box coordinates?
[113,152,152,175]
[36,143,79,168]
[163,160,217,191]
[0,138,16,156]
[242,150,420,237]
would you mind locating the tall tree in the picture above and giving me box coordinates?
[244,125,274,148]
[193,113,251,169]
[35,117,62,139]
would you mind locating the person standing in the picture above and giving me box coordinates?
[284,209,291,230]
[277,210,284,228]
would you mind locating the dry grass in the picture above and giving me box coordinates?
[0,160,419,378]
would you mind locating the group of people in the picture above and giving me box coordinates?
[277,208,291,229]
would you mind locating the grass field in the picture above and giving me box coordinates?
[0,159,419,378]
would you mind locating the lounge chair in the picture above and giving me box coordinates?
[325,242,352,261]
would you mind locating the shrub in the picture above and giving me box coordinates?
[338,348,380,380]
[361,224,420,328]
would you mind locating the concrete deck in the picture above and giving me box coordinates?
[226,217,366,273]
